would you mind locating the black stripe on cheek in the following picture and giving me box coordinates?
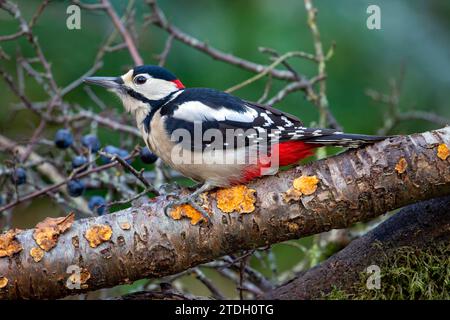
[126,88,152,104]
[141,91,181,134]
[143,110,156,134]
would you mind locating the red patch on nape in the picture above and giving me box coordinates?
[172,79,185,89]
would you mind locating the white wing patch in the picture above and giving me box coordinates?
[172,101,258,123]
[261,112,275,127]
[281,116,294,127]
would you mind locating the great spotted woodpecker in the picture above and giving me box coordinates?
[85,65,385,220]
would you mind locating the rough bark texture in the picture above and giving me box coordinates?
[1,127,450,299]
[262,195,450,299]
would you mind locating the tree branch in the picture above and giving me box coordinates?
[1,127,450,299]
[261,194,450,299]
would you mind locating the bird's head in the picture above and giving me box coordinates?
[84,65,185,114]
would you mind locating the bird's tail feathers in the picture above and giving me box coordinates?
[303,132,386,148]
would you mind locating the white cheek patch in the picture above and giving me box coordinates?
[133,78,178,100]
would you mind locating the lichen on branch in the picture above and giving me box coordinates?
[1,127,450,299]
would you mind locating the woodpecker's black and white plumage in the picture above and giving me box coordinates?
[85,65,385,220]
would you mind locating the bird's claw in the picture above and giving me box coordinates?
[158,182,182,196]
[163,194,211,225]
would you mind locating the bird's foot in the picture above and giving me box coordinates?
[163,183,213,225]
[164,195,211,224]
[158,182,182,197]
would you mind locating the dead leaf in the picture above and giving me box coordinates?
[33,212,75,251]
[0,229,22,258]
[216,185,256,213]
[0,277,8,289]
[30,247,44,262]
[437,144,449,160]
[170,204,206,225]
[395,158,408,174]
[85,225,112,248]
[293,175,319,195]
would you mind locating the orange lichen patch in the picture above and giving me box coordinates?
[215,185,256,214]
[80,269,91,285]
[282,188,303,202]
[293,175,319,196]
[67,268,91,289]
[0,277,8,289]
[170,204,206,225]
[84,225,112,248]
[119,222,131,230]
[395,158,408,174]
[437,144,449,160]
[0,229,23,258]
[287,222,300,233]
[33,212,75,251]
[283,175,320,203]
[30,247,44,262]
[72,236,79,248]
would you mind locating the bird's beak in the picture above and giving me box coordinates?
[83,76,123,90]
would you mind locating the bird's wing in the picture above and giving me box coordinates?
[159,88,382,152]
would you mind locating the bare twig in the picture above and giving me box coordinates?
[101,0,143,65]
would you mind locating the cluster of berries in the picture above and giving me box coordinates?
[8,128,158,216]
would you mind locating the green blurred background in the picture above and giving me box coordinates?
[1,0,449,298]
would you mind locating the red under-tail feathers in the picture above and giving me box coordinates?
[241,141,320,183]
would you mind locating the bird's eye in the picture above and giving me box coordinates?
[133,76,147,85]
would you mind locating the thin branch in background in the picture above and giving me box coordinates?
[106,187,151,209]
[98,149,158,194]
[193,268,225,300]
[265,75,325,106]
[28,0,50,29]
[101,0,143,65]
[61,61,103,96]
[257,74,273,103]
[366,68,449,135]
[225,51,316,93]
[157,34,174,67]
[303,0,341,131]
[259,46,314,79]
[145,0,299,81]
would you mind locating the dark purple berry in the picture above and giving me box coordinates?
[101,146,132,164]
[11,168,27,185]
[67,180,85,197]
[81,134,101,153]
[101,145,120,163]
[72,155,88,170]
[140,147,158,164]
[88,196,106,215]
[54,129,73,149]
